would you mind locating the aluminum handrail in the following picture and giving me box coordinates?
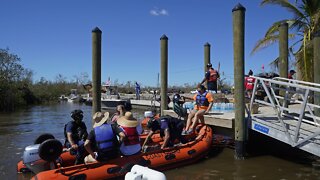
[250,76,320,147]
[273,77,320,89]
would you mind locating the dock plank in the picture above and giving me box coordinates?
[163,110,234,129]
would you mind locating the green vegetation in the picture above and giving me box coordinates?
[0,48,86,111]
[251,0,320,82]
[0,48,232,112]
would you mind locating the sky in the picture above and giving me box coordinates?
[0,0,295,87]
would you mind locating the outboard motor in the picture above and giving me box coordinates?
[22,139,63,174]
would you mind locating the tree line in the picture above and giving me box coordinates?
[0,48,86,111]
[2,48,229,112]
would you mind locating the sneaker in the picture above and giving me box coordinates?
[181,130,187,135]
[186,128,193,135]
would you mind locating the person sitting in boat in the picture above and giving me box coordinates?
[181,84,214,135]
[117,112,143,156]
[142,115,186,150]
[109,104,126,124]
[84,112,125,163]
[64,109,88,165]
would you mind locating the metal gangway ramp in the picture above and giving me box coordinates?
[248,76,320,157]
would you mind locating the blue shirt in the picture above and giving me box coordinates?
[65,121,87,143]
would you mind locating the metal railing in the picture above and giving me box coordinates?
[249,76,320,147]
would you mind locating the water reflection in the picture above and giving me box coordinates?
[0,103,319,179]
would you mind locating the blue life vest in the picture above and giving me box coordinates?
[94,124,114,152]
[196,91,209,107]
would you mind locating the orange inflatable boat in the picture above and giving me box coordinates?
[31,125,212,180]
[17,133,150,174]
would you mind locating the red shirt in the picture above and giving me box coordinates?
[245,76,255,90]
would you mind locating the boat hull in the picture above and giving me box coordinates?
[32,125,212,180]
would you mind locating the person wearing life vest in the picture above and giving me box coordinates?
[117,111,143,156]
[181,84,214,135]
[84,112,125,163]
[201,63,220,93]
[143,115,186,150]
[64,109,88,165]
[245,70,255,98]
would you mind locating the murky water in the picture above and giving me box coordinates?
[1,103,319,180]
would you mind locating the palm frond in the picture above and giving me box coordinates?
[290,19,309,33]
[261,0,305,20]
[268,57,279,71]
[302,0,320,17]
[265,20,287,37]
[251,35,279,55]
[289,38,303,53]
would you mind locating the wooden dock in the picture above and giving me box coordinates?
[163,110,234,129]
[131,98,320,158]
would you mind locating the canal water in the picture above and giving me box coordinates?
[1,103,319,180]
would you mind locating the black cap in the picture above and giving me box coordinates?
[147,119,160,131]
[207,63,212,67]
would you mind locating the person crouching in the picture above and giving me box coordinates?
[84,112,125,163]
[142,115,186,151]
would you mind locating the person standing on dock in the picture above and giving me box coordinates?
[201,63,220,93]
[181,84,214,135]
[288,70,296,79]
[135,82,141,100]
[245,70,255,98]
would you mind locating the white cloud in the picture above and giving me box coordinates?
[150,8,169,16]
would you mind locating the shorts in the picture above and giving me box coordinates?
[207,81,217,92]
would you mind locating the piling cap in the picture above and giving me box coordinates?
[232,3,246,12]
[160,34,168,40]
[204,42,211,47]
[92,27,102,33]
[280,21,288,27]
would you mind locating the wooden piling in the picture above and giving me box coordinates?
[314,31,320,116]
[279,22,289,108]
[160,34,168,116]
[232,3,246,160]
[204,42,211,74]
[92,27,102,121]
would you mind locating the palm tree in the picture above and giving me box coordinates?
[251,0,320,82]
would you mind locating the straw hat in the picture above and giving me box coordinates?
[93,111,110,128]
[117,112,138,127]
